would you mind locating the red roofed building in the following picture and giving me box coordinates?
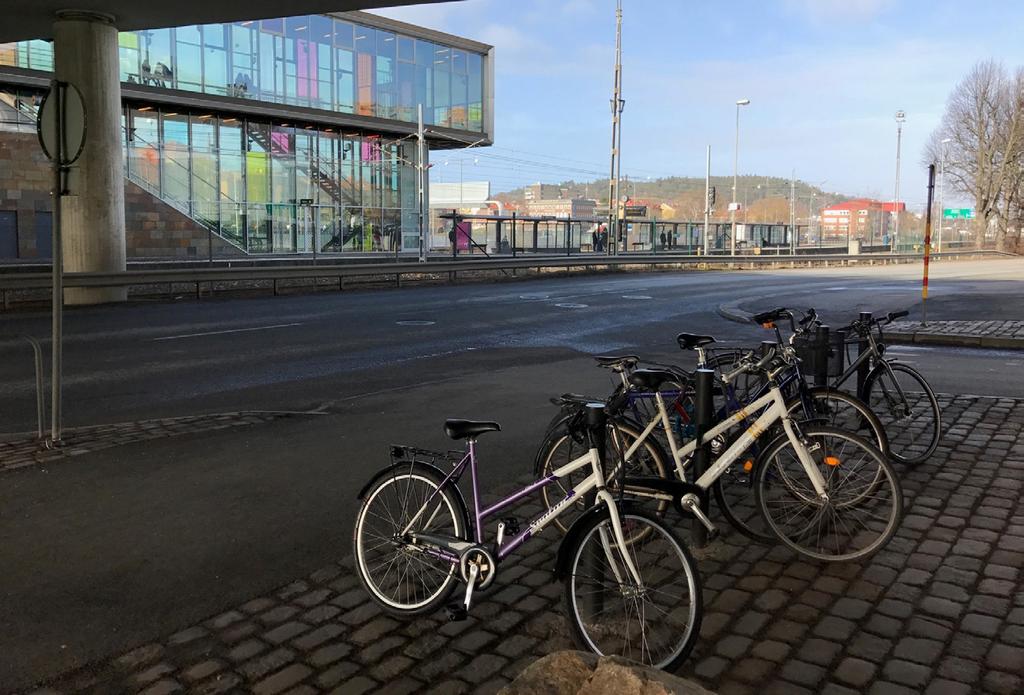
[820,199,905,243]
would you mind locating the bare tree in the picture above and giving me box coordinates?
[924,60,1024,250]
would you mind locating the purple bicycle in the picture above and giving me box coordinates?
[352,405,702,670]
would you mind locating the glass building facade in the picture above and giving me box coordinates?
[0,14,486,132]
[0,13,490,256]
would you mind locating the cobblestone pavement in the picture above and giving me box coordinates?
[26,394,1024,695]
[0,411,314,473]
[888,320,1024,350]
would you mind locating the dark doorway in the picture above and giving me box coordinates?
[35,212,52,258]
[0,211,17,258]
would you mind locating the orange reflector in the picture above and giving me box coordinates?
[824,456,841,467]
[761,322,775,329]
[743,459,754,472]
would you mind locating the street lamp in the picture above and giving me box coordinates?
[892,109,906,252]
[731,98,751,256]
[938,137,952,253]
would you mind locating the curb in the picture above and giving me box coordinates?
[716,301,1024,350]
[886,331,1024,350]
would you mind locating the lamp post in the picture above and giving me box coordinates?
[731,98,750,256]
[892,109,906,252]
[938,137,952,253]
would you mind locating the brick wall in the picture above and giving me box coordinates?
[0,129,245,260]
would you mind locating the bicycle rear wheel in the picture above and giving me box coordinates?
[754,426,903,562]
[786,387,889,456]
[865,362,940,466]
[564,509,702,671]
[353,464,468,615]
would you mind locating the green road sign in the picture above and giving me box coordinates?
[943,208,975,219]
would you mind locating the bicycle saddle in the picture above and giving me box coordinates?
[444,419,501,440]
[628,369,678,391]
[594,354,640,370]
[676,333,715,351]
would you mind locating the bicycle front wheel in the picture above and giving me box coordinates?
[564,509,702,671]
[865,362,940,466]
[754,426,903,562]
[353,465,468,615]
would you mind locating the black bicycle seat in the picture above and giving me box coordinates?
[676,333,715,351]
[628,369,677,391]
[444,419,501,440]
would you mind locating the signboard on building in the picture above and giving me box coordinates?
[624,205,647,217]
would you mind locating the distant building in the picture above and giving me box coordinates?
[820,199,905,242]
[524,183,562,201]
[525,198,597,219]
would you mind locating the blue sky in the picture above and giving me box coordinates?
[374,0,1024,208]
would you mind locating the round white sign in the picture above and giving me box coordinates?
[37,82,87,165]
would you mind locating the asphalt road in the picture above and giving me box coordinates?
[1,257,1023,690]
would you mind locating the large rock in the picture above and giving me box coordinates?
[498,651,716,695]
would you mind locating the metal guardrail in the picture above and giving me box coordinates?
[0,250,1013,299]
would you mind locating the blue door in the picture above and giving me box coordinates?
[0,211,17,258]
[35,212,52,258]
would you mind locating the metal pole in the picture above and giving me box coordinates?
[731,100,749,256]
[50,79,64,445]
[692,368,714,547]
[790,171,797,254]
[703,145,711,255]
[22,335,45,440]
[417,104,427,263]
[893,110,905,252]
[922,164,936,325]
[814,325,830,387]
[605,1,622,257]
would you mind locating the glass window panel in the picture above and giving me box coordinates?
[452,49,466,74]
[340,135,360,207]
[336,49,354,113]
[316,43,332,110]
[246,122,271,203]
[139,28,172,87]
[128,109,160,191]
[286,16,309,41]
[261,18,283,34]
[433,67,450,126]
[259,31,276,99]
[271,124,296,203]
[451,72,467,129]
[434,45,450,72]
[334,20,353,48]
[191,117,219,229]
[376,31,395,61]
[219,118,244,202]
[203,24,225,48]
[311,15,333,45]
[231,24,257,96]
[246,204,271,252]
[119,32,140,82]
[161,113,190,204]
[415,39,432,66]
[203,43,227,95]
[355,34,374,116]
[296,130,314,203]
[397,36,414,63]
[376,54,394,119]
[397,62,415,123]
[175,26,202,92]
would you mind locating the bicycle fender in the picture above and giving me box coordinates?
[355,461,468,520]
[552,500,645,581]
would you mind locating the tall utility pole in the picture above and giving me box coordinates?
[789,171,797,253]
[938,137,952,253]
[703,145,712,255]
[731,98,750,256]
[605,0,623,255]
[892,109,906,252]
[417,104,427,262]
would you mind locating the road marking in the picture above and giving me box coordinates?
[151,322,303,341]
[555,303,588,309]
[396,320,436,326]
[622,295,653,300]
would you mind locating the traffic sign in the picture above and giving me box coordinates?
[942,208,974,219]
[37,81,86,165]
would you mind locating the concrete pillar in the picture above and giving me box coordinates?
[53,11,126,304]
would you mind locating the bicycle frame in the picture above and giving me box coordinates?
[619,382,829,499]
[399,438,645,582]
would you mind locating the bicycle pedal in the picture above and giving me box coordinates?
[445,604,468,622]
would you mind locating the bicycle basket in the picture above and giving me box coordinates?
[793,331,846,378]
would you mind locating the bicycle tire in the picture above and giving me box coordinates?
[786,387,890,456]
[865,362,940,466]
[563,508,702,670]
[353,463,469,615]
[754,425,903,562]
